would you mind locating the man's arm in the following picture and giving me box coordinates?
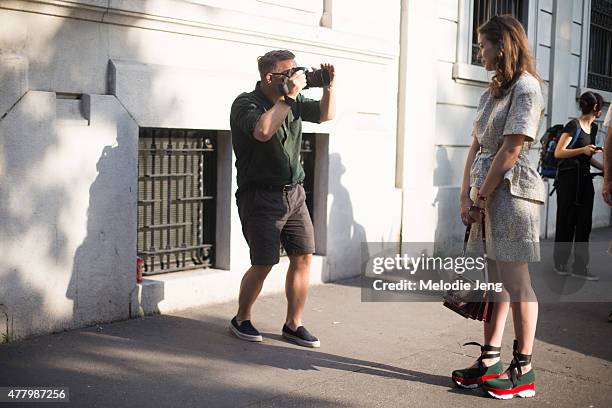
[319,63,335,122]
[254,102,292,142]
[254,70,306,142]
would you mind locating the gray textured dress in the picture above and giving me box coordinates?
[467,72,545,262]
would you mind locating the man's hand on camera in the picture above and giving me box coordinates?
[321,63,335,89]
[286,70,306,98]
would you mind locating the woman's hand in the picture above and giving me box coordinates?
[468,204,484,224]
[460,194,475,226]
[581,144,597,156]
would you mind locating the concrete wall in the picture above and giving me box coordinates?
[0,91,138,339]
[0,0,402,340]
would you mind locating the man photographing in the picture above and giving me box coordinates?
[229,50,335,347]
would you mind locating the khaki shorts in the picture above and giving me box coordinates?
[236,184,315,265]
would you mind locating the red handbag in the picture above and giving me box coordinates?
[443,210,494,322]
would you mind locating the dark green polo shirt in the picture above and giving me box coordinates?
[230,82,321,191]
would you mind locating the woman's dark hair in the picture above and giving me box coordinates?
[478,15,540,98]
[257,50,295,77]
[578,91,604,115]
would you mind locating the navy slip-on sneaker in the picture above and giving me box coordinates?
[229,317,263,342]
[282,324,320,348]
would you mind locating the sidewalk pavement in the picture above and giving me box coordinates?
[1,230,611,408]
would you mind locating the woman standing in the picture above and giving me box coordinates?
[553,92,605,280]
[452,15,544,399]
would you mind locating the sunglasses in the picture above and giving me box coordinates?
[269,67,307,77]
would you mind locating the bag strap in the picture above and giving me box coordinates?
[568,119,581,148]
[554,119,582,189]
[482,213,489,284]
[462,211,489,284]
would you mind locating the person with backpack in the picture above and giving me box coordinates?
[553,92,605,280]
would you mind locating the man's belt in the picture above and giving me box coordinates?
[249,182,303,192]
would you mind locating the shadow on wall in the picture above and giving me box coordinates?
[0,5,173,339]
[0,270,44,343]
[327,153,369,280]
[433,146,464,256]
[66,117,141,324]
[0,91,71,340]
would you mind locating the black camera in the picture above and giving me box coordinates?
[278,66,331,95]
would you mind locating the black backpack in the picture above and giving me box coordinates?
[537,120,581,179]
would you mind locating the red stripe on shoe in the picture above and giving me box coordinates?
[453,373,501,385]
[484,383,535,395]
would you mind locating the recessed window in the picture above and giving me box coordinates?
[137,128,216,275]
[588,0,612,92]
[471,0,529,66]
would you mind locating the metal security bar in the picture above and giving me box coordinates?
[137,128,216,275]
[588,0,612,92]
[280,133,315,256]
[471,0,527,65]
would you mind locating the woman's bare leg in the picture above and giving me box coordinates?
[498,260,538,374]
[480,260,510,366]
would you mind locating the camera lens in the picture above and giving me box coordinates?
[304,68,330,89]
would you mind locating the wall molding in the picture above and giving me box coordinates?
[0,0,397,64]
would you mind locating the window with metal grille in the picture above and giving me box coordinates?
[137,128,216,275]
[280,133,316,256]
[471,0,528,66]
[588,0,612,92]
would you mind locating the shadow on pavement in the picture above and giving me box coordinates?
[0,314,449,408]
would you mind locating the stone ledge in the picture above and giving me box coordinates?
[129,255,329,317]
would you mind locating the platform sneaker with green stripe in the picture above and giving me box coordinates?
[451,342,504,388]
[483,340,535,399]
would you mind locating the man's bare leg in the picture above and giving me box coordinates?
[285,254,312,330]
[236,264,273,321]
[280,253,319,347]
